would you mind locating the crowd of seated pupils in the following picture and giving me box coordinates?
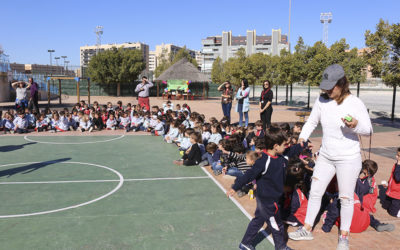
[1,99,399,235]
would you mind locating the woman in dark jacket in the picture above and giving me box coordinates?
[259,80,273,130]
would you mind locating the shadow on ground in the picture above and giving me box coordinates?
[0,158,71,178]
[0,142,36,153]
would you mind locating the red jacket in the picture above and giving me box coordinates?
[362,177,378,214]
[336,193,370,233]
[386,164,400,200]
[294,188,308,225]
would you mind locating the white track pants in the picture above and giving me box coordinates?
[304,154,362,232]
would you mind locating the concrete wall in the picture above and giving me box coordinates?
[0,72,10,102]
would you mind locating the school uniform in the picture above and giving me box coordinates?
[179,137,192,151]
[106,119,117,130]
[385,163,400,217]
[232,145,305,250]
[91,117,103,130]
[35,119,49,132]
[182,143,202,166]
[285,188,308,226]
[131,116,143,131]
[202,131,211,145]
[4,119,15,131]
[79,119,92,131]
[255,129,265,138]
[13,116,28,133]
[119,117,131,130]
[57,116,69,131]
[153,121,165,136]
[25,113,36,128]
[165,127,179,143]
[208,133,222,144]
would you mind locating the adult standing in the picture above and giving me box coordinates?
[135,76,153,111]
[218,81,233,123]
[28,77,39,114]
[288,64,373,250]
[235,78,250,127]
[259,80,273,130]
[11,80,31,110]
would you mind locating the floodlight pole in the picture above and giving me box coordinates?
[47,49,55,65]
[320,12,333,45]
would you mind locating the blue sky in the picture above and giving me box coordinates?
[1,0,399,66]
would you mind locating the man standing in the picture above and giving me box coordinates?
[135,76,153,111]
[28,77,39,113]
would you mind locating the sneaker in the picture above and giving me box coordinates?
[50,130,55,133]
[125,127,130,132]
[239,243,255,250]
[10,130,14,134]
[89,127,93,133]
[336,235,349,250]
[288,227,314,241]
[213,170,222,176]
[112,127,116,130]
[237,190,246,198]
[376,223,395,232]
[69,126,74,131]
[198,160,208,167]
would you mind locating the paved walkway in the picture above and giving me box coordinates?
[1,96,400,249]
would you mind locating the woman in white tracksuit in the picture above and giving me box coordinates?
[288,64,373,250]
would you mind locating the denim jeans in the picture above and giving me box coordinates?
[226,167,244,178]
[237,103,249,127]
[222,102,232,122]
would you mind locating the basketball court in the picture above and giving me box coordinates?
[0,135,274,249]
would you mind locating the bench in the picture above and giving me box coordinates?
[295,111,311,122]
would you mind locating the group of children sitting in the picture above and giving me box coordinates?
[1,98,399,248]
[0,100,191,134]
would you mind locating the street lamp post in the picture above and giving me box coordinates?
[65,61,70,75]
[47,49,55,66]
[61,56,67,75]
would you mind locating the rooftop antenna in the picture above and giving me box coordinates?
[95,26,104,55]
[320,12,332,45]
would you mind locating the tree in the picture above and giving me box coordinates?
[211,57,224,83]
[154,46,198,77]
[87,47,145,96]
[342,48,366,96]
[365,19,400,120]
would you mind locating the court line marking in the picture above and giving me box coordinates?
[0,161,124,218]
[23,135,125,145]
[0,176,209,185]
[200,167,274,246]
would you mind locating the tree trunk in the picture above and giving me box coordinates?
[357,82,360,97]
[117,83,121,97]
[285,84,289,105]
[307,82,311,110]
[275,85,278,105]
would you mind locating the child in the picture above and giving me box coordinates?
[119,111,131,132]
[199,142,222,169]
[116,100,123,111]
[93,101,101,112]
[106,113,117,130]
[92,112,104,131]
[24,108,36,129]
[106,102,114,112]
[57,111,69,132]
[126,103,132,112]
[323,160,395,233]
[178,128,194,151]
[35,113,49,132]
[384,147,400,217]
[66,113,77,131]
[13,110,28,134]
[163,101,174,112]
[227,127,305,250]
[254,120,265,138]
[174,132,202,166]
[201,123,212,146]
[164,120,180,143]
[79,114,93,132]
[208,123,222,144]
[3,113,15,134]
[130,112,143,132]
[151,116,165,136]
[282,158,308,227]
[292,122,304,134]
